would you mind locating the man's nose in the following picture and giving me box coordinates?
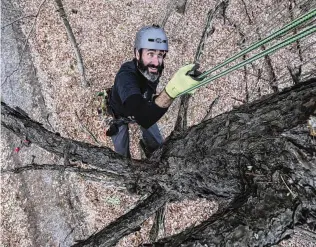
[151,56,159,66]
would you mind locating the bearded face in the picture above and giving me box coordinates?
[136,49,165,82]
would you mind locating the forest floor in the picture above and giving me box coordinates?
[1,0,315,246]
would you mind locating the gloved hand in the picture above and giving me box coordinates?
[165,64,203,98]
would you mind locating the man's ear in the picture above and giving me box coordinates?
[135,49,140,60]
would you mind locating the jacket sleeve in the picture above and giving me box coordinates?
[124,94,168,129]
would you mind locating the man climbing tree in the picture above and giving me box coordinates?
[107,24,202,158]
[1,0,316,246]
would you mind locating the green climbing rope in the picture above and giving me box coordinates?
[178,24,316,96]
[198,8,316,79]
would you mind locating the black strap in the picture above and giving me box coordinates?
[106,117,136,137]
[105,88,116,118]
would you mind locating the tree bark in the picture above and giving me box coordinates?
[2,78,316,246]
[0,102,137,183]
[147,78,316,245]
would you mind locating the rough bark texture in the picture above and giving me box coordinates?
[2,78,316,246]
[0,102,139,184]
[148,79,316,246]
[147,78,316,197]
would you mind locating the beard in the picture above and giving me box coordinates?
[137,58,164,82]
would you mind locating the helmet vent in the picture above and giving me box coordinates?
[147,38,167,43]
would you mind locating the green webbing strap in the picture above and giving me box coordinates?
[178,25,316,96]
[199,8,316,79]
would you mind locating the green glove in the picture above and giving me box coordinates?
[165,64,202,98]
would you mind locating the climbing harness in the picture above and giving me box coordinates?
[96,88,135,136]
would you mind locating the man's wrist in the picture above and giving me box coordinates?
[154,89,174,108]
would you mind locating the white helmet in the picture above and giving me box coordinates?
[134,25,168,52]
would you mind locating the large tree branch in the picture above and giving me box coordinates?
[72,186,171,247]
[2,79,316,198]
[1,102,138,183]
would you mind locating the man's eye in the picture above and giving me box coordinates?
[148,53,154,56]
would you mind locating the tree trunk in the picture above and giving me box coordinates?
[1,78,316,246]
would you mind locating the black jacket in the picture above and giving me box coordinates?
[109,59,168,129]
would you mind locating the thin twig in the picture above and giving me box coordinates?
[295,226,316,242]
[288,0,304,84]
[276,56,316,86]
[194,3,223,63]
[287,66,301,84]
[1,0,47,87]
[63,228,75,243]
[176,0,188,14]
[54,0,89,87]
[239,0,251,102]
[231,97,247,104]
[74,111,100,145]
[225,11,254,103]
[203,96,220,121]
[280,175,297,198]
[255,30,278,93]
[245,66,249,102]
[240,0,253,25]
[1,15,37,29]
[235,68,270,82]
